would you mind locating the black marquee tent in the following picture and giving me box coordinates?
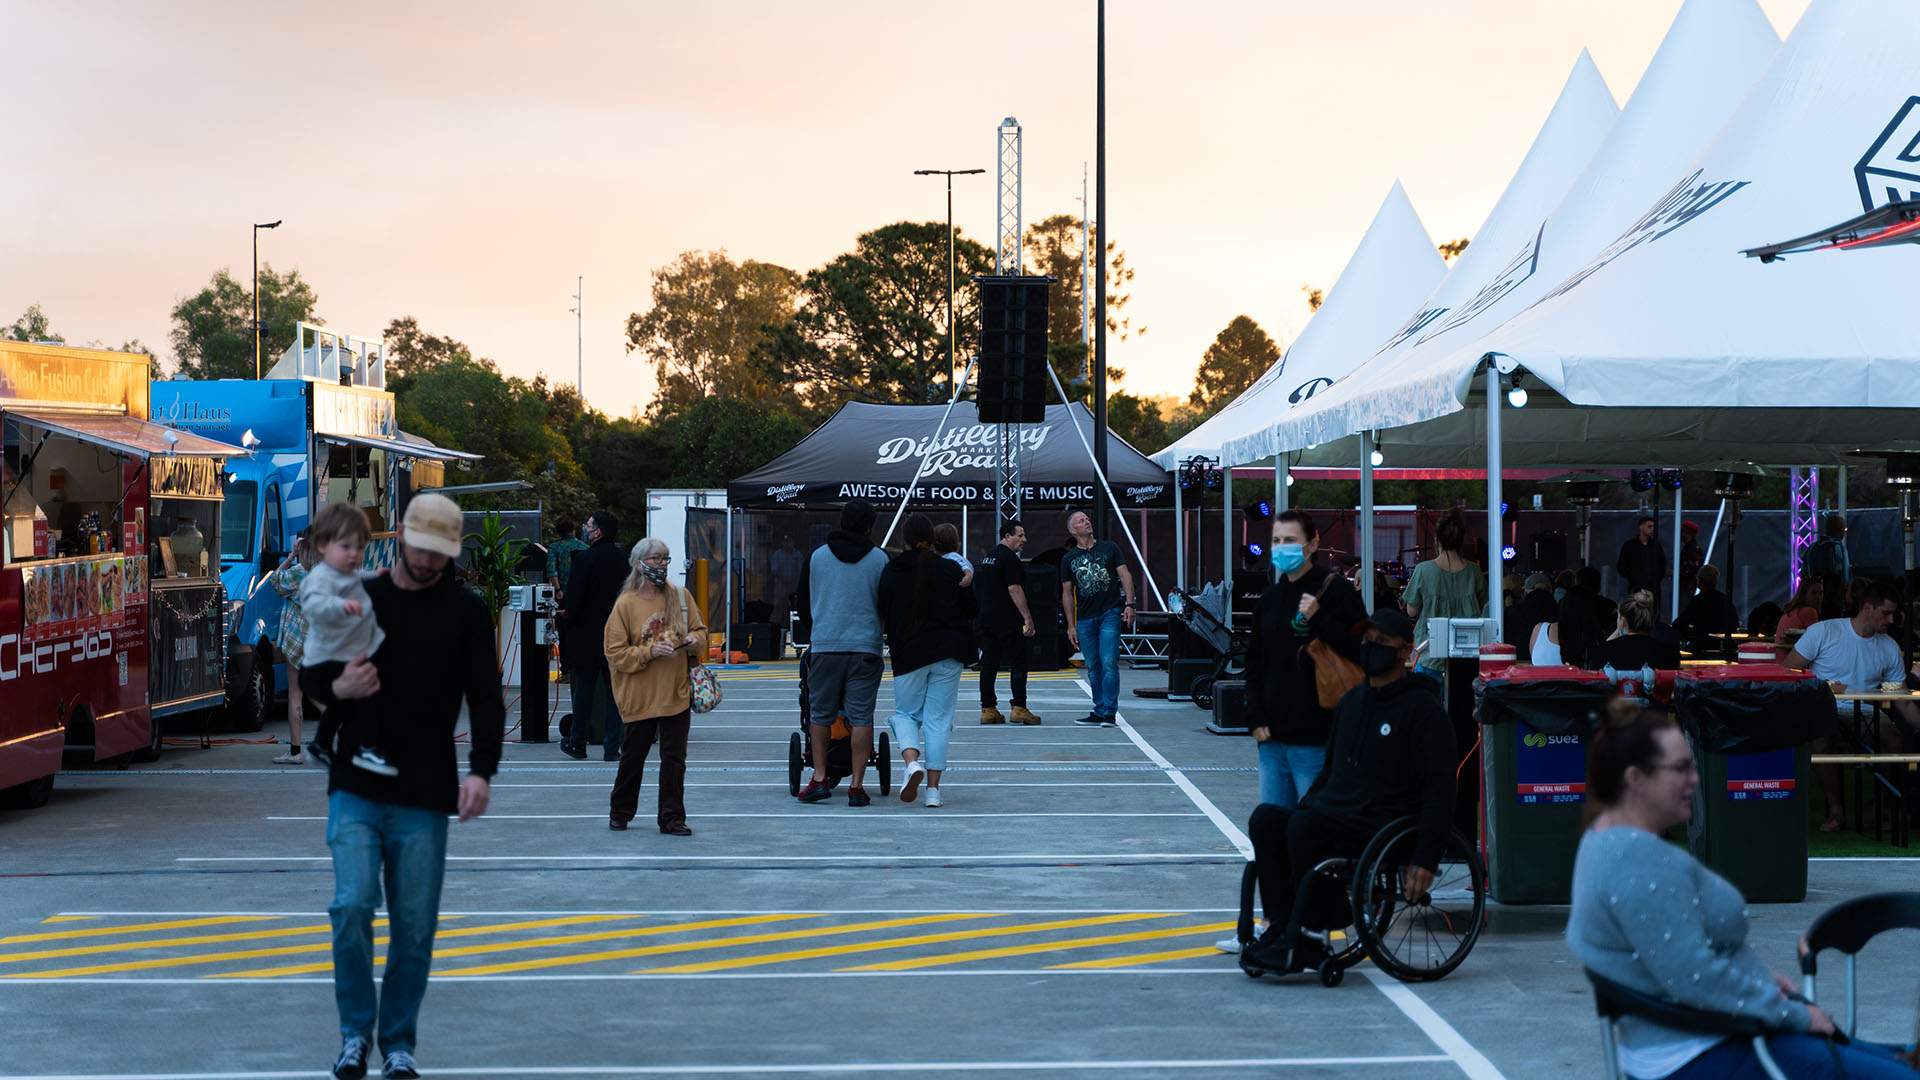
[727,401,1174,510]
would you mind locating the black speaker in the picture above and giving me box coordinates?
[976,275,1050,423]
[1208,679,1250,734]
[1169,658,1213,701]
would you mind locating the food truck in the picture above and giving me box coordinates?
[151,322,478,731]
[0,342,245,809]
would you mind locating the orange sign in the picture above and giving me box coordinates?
[0,343,149,418]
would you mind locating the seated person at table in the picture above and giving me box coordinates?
[1672,564,1740,653]
[1785,580,1920,829]
[1591,591,1680,673]
[1568,702,1917,1080]
[1239,609,1456,976]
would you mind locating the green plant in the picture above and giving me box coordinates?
[464,512,527,618]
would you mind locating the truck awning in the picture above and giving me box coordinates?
[10,410,246,458]
[316,431,482,462]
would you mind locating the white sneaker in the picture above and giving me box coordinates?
[900,760,926,803]
[924,786,943,808]
[272,749,307,766]
[1216,920,1267,953]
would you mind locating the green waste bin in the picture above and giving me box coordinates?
[1478,668,1616,905]
[1674,665,1836,904]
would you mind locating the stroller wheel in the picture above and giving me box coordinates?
[876,731,893,796]
[787,732,804,796]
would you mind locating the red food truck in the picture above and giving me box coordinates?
[0,342,244,810]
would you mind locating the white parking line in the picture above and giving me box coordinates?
[264,812,1207,821]
[176,853,1241,864]
[0,1053,1450,1075]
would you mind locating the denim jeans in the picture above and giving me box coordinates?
[1076,607,1123,719]
[1664,1034,1912,1080]
[889,659,963,771]
[1257,740,1327,809]
[327,789,450,1057]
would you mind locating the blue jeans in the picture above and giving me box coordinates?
[1664,1035,1911,1079]
[1076,607,1123,719]
[889,659,963,771]
[327,790,450,1056]
[1257,741,1327,809]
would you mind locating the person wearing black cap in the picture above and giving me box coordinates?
[1238,607,1458,978]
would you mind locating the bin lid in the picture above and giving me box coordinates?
[1676,664,1816,684]
[1485,665,1613,686]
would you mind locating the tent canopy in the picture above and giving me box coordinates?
[729,401,1173,509]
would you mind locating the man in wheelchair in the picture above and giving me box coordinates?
[1240,608,1457,976]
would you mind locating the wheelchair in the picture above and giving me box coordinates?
[786,650,892,797]
[1237,814,1486,987]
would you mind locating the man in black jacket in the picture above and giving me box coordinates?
[559,510,629,761]
[300,494,503,1080]
[1615,515,1667,599]
[1239,609,1457,978]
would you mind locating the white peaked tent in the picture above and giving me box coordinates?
[1261,0,1781,463]
[1221,49,1619,469]
[1148,181,1443,471]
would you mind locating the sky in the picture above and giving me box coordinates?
[1,0,1813,419]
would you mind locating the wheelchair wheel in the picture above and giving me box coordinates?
[876,731,893,796]
[1349,816,1485,983]
[787,732,804,796]
[1318,959,1344,988]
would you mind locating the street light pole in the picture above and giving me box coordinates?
[252,219,282,380]
[1093,0,1110,527]
[913,168,985,398]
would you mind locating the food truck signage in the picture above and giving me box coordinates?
[0,344,149,418]
[16,555,147,643]
[311,383,395,440]
[149,456,224,499]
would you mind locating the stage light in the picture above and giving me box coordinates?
[1506,385,1528,408]
[1629,468,1657,492]
[1245,542,1265,559]
[1243,499,1272,521]
[1501,545,1517,560]
[1660,468,1685,491]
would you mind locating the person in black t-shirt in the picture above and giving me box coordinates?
[976,518,1040,725]
[1673,563,1741,653]
[1591,590,1681,673]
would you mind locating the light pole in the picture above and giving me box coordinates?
[1093,0,1109,531]
[252,220,282,380]
[913,168,985,398]
[571,276,583,398]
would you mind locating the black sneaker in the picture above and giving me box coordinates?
[847,786,871,808]
[796,778,832,803]
[1072,714,1106,727]
[559,741,587,760]
[382,1049,420,1079]
[1098,714,1119,728]
[332,1035,371,1080]
[306,740,334,769]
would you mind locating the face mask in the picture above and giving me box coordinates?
[1553,588,1567,603]
[1359,640,1402,677]
[1270,543,1307,574]
[641,564,668,587]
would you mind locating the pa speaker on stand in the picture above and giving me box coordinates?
[976,275,1051,424]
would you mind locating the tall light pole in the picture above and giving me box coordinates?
[914,168,985,398]
[571,276,583,397]
[1093,0,1110,527]
[252,220,282,380]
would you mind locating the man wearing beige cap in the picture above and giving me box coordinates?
[300,493,504,1080]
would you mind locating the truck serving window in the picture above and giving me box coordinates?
[221,480,257,564]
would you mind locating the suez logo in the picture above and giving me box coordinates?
[0,630,116,680]
[1520,731,1581,749]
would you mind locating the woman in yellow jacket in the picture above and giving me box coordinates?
[603,537,707,835]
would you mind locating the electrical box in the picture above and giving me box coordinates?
[1428,617,1498,660]
[507,584,556,613]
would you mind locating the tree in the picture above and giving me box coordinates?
[4,304,63,343]
[1301,285,1324,313]
[649,395,811,489]
[1107,391,1170,454]
[624,251,803,417]
[1189,315,1281,414]
[789,222,996,407]
[1022,213,1143,345]
[385,316,477,381]
[169,266,318,380]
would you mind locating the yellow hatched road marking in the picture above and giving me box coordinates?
[1048,946,1223,970]
[639,913,1172,975]
[438,913,988,978]
[10,914,612,980]
[39,916,101,925]
[842,921,1236,971]
[226,913,822,979]
[0,921,348,964]
[4,916,273,946]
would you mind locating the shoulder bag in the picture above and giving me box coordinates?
[676,587,722,715]
[1304,574,1365,709]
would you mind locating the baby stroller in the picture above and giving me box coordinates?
[787,649,892,796]
[1164,586,1249,710]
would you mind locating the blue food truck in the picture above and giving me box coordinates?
[152,323,478,731]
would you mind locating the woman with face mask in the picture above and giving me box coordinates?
[602,537,708,835]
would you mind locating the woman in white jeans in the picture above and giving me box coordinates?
[878,515,978,807]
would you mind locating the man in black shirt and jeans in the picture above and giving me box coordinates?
[301,494,504,1080]
[1239,608,1456,979]
[977,518,1041,725]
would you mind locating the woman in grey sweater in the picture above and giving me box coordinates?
[1567,703,1913,1078]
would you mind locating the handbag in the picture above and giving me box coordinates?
[677,587,723,715]
[1303,575,1365,709]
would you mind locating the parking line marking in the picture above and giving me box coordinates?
[0,1055,1452,1076]
[215,914,817,979]
[1079,679,1250,858]
[843,921,1234,971]
[638,913,1172,975]
[1047,946,1223,970]
[262,813,1206,821]
[177,854,1241,864]
[436,913,991,978]
[1,916,274,946]
[36,915,99,924]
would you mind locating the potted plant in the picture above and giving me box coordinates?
[464,512,527,671]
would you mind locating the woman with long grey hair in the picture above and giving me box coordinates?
[602,537,707,834]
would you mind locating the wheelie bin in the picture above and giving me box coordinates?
[1477,665,1616,904]
[1673,664,1836,903]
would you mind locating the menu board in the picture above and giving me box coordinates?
[19,554,147,641]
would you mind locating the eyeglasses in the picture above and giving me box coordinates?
[642,555,671,565]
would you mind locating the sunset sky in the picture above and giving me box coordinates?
[2,0,1812,419]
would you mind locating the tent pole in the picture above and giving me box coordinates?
[1275,456,1288,512]
[1173,474,1185,592]
[1671,485,1684,621]
[961,504,968,559]
[1485,362,1503,633]
[1222,466,1234,589]
[881,357,977,548]
[1361,431,1376,612]
[1839,465,1849,517]
[1044,361,1164,609]
[723,506,734,664]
